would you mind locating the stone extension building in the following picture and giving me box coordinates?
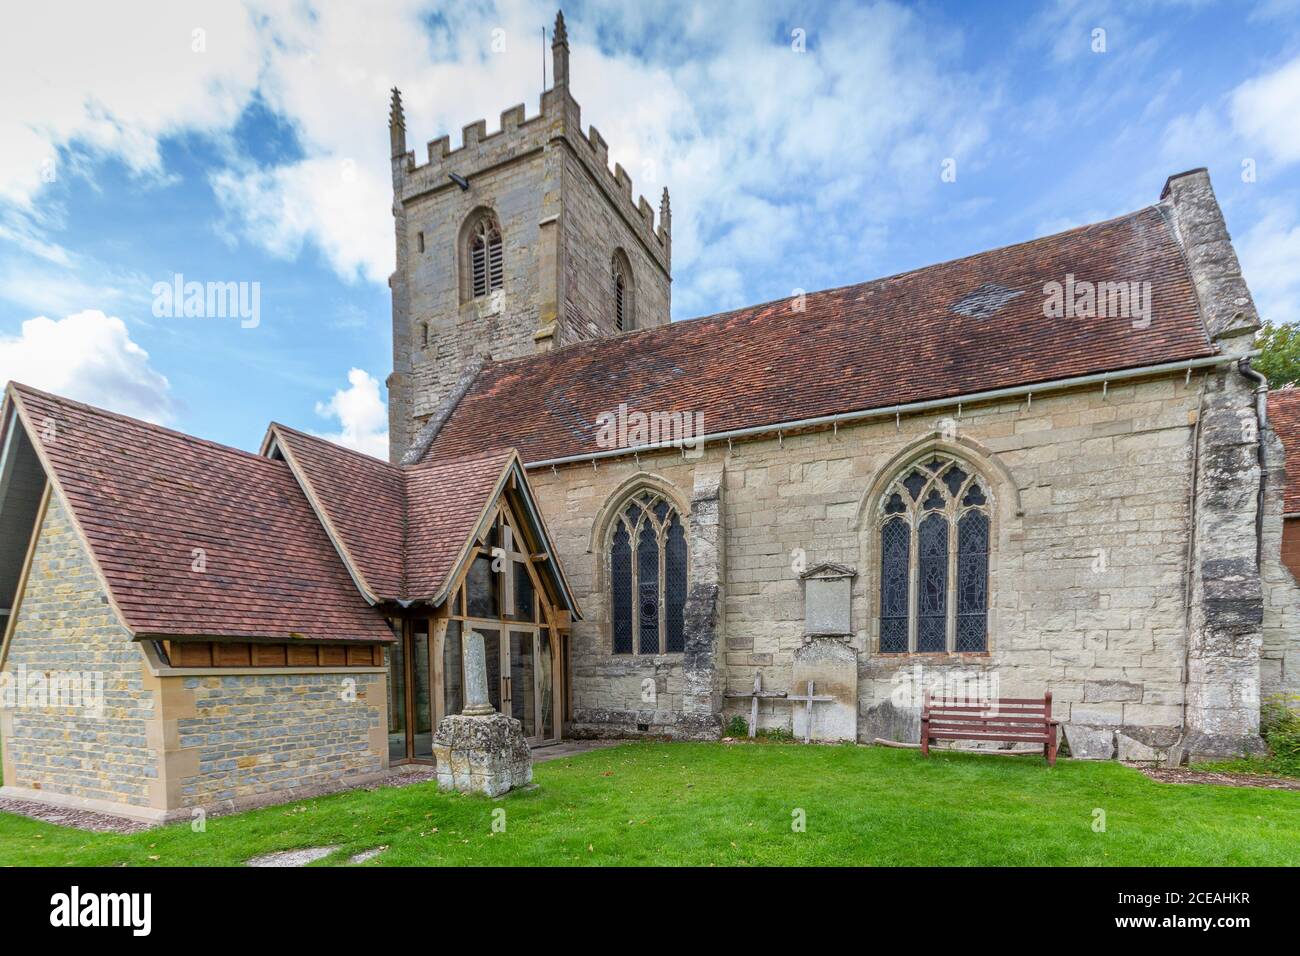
[1,10,1298,823]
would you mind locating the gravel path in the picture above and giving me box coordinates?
[1139,767,1300,791]
[0,797,153,834]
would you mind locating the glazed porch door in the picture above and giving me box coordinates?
[388,619,434,763]
[503,628,558,745]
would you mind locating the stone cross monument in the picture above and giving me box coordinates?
[459,629,495,717]
[431,629,533,796]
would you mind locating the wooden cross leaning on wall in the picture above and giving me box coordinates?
[785,680,835,744]
[724,671,834,742]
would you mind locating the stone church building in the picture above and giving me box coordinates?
[1,11,1297,822]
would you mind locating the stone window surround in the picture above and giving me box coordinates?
[608,488,688,656]
[857,434,1016,660]
[611,246,634,332]
[589,474,693,659]
[457,205,504,304]
[875,451,993,655]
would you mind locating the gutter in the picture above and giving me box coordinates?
[523,353,1254,470]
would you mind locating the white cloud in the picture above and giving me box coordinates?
[0,310,174,423]
[0,1,261,208]
[168,1,994,309]
[313,367,388,458]
[212,157,393,283]
[1231,55,1300,167]
[1237,207,1300,326]
[1,1,992,313]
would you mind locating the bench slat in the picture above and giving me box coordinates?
[927,725,1050,736]
[925,717,1045,723]
[927,732,1050,744]
[927,703,1046,712]
[927,697,1048,705]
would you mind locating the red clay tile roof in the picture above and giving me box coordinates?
[1269,389,1300,515]
[7,383,393,643]
[268,425,517,603]
[404,449,515,601]
[270,424,408,600]
[424,206,1216,465]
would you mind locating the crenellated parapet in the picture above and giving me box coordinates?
[386,9,673,462]
[391,83,670,269]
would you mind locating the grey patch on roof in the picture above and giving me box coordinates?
[951,283,1025,319]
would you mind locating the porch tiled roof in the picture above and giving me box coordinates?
[6,383,393,643]
[423,205,1216,465]
[270,424,408,599]
[404,448,515,601]
[1268,388,1300,515]
[268,424,514,603]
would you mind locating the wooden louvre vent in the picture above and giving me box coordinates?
[471,218,503,298]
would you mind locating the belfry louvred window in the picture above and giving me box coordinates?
[610,490,688,655]
[614,269,626,330]
[470,216,503,298]
[876,454,990,653]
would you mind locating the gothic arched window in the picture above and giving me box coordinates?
[609,489,687,655]
[876,454,990,653]
[468,213,503,299]
[611,248,633,331]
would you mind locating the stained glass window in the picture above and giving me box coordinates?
[611,524,633,654]
[879,519,909,653]
[876,453,991,655]
[943,465,968,497]
[957,511,989,652]
[637,522,660,654]
[610,490,688,655]
[902,470,927,500]
[917,513,949,652]
[665,514,688,652]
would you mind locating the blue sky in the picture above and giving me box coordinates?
[2,0,1298,456]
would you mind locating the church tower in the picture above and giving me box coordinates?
[386,10,673,463]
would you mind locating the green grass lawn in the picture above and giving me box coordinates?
[2,742,1297,866]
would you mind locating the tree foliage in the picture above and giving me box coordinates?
[1255,321,1300,388]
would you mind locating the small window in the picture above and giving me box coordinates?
[470,216,503,298]
[611,249,633,331]
[420,322,429,348]
[416,231,425,253]
[614,270,626,330]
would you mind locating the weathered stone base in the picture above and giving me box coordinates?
[860,699,922,744]
[432,713,532,797]
[1182,729,1270,763]
[1116,726,1185,767]
[568,709,722,741]
[1062,724,1116,760]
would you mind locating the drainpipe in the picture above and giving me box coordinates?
[1238,357,1269,567]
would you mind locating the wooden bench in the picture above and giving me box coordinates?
[921,692,1059,765]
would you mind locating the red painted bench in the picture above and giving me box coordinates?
[921,692,1059,765]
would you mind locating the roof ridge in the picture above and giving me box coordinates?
[402,444,515,473]
[9,381,283,468]
[270,420,402,472]
[473,204,1162,377]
